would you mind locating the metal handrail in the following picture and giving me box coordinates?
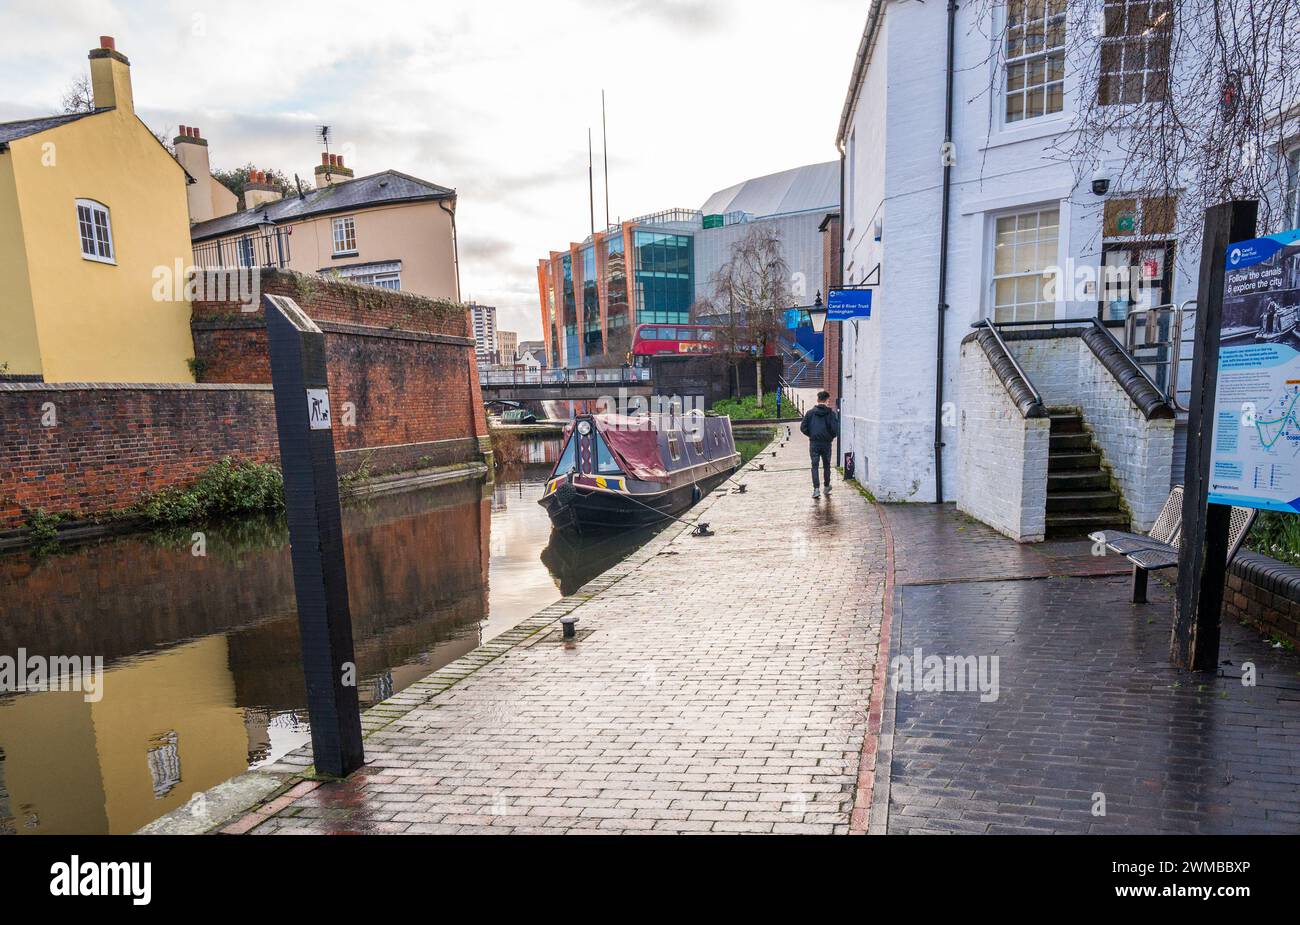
[972,319,1043,408]
[1122,300,1196,413]
[1088,317,1168,401]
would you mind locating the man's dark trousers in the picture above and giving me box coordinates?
[810,441,832,490]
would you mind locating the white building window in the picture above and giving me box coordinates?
[1287,148,1300,230]
[75,199,114,264]
[332,216,357,255]
[1004,0,1066,124]
[333,261,401,291]
[1099,0,1172,105]
[991,206,1060,322]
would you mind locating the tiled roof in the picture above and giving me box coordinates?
[190,170,455,241]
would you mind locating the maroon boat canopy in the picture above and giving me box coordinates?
[565,414,669,480]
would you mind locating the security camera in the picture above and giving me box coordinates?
[1091,168,1110,197]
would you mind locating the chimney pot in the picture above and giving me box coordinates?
[179,124,188,135]
[337,155,344,167]
[192,126,200,138]
[322,153,329,166]
[99,35,115,50]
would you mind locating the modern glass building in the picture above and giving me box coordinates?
[536,161,838,368]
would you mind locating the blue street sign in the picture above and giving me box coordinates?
[827,287,873,321]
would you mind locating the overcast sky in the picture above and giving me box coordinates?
[1,0,865,340]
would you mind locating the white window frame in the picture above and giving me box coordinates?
[76,198,115,264]
[1098,0,1173,107]
[332,215,357,255]
[334,261,401,291]
[987,203,1063,323]
[1001,0,1067,128]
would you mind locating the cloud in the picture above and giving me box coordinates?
[0,0,866,341]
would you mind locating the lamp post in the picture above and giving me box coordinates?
[808,291,827,333]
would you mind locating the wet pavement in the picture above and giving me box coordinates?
[180,437,1300,836]
[879,505,1300,834]
[220,428,887,834]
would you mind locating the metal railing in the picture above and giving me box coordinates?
[193,230,291,270]
[1122,301,1196,413]
[478,366,652,386]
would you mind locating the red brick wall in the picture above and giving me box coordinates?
[0,384,276,531]
[0,270,489,534]
[820,213,843,403]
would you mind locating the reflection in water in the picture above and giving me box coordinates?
[0,429,771,834]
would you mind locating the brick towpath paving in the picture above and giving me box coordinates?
[230,428,887,834]
[876,505,1300,835]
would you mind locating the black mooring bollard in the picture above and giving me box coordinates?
[264,293,364,778]
[561,614,579,639]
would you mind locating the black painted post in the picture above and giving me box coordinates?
[1172,200,1258,671]
[264,293,364,776]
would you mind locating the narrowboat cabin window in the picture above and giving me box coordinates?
[668,433,681,461]
[595,436,622,474]
[554,433,577,474]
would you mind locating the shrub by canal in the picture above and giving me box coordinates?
[711,392,800,420]
[133,457,285,526]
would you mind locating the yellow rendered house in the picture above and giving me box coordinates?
[0,37,195,382]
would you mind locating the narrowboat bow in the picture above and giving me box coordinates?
[538,411,740,532]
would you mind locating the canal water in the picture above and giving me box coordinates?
[0,432,771,834]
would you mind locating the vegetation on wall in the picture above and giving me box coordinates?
[212,164,312,204]
[133,457,284,526]
[712,391,800,421]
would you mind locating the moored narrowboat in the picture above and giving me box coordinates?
[538,411,740,532]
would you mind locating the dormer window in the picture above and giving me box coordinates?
[76,199,115,264]
[332,216,357,256]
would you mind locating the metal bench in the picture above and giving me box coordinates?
[1089,486,1256,603]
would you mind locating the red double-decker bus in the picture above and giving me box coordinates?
[631,323,771,361]
[631,323,720,358]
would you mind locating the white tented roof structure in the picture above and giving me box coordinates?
[699,161,839,218]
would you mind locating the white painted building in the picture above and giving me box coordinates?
[835,0,1216,509]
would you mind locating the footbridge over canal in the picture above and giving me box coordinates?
[479,367,655,404]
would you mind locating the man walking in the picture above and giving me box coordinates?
[800,390,839,499]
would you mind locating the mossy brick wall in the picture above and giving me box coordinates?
[190,270,490,448]
[0,272,490,533]
[0,383,277,531]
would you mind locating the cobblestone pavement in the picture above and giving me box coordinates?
[236,429,886,834]
[879,504,1300,835]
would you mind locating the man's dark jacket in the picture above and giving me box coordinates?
[800,404,839,444]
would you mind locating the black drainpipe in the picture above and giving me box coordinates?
[836,147,846,468]
[934,0,958,504]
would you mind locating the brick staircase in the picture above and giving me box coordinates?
[1046,410,1129,538]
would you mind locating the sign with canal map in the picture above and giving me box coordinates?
[1209,228,1300,511]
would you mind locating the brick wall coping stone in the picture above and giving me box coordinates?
[966,327,1047,419]
[192,317,476,348]
[0,381,272,392]
[1231,550,1300,597]
[960,324,1175,421]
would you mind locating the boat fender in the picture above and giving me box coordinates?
[691,484,702,504]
